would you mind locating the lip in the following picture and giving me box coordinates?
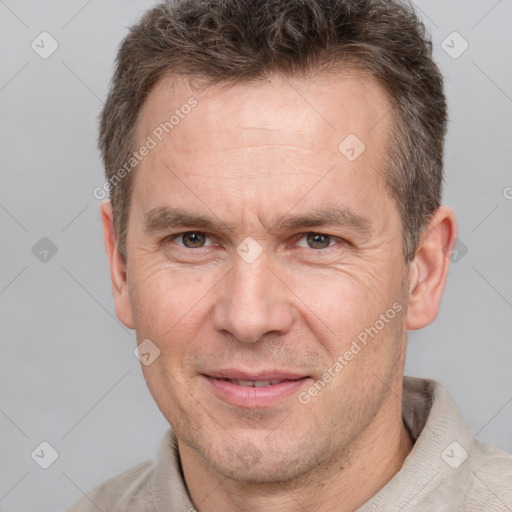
[205,369,307,381]
[202,369,312,408]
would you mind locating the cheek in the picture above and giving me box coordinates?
[129,263,212,351]
[132,267,212,413]
[128,251,404,361]
[290,267,390,338]
[291,268,406,381]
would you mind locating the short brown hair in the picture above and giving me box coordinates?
[99,0,447,263]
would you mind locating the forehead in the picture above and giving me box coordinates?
[132,72,395,232]
[137,71,392,154]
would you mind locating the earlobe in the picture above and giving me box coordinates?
[406,206,458,331]
[100,201,135,329]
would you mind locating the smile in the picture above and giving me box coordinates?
[224,379,288,387]
[203,373,312,408]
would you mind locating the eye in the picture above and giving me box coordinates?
[171,231,214,249]
[165,231,344,252]
[296,233,342,250]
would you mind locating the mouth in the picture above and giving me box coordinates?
[202,370,312,408]
[219,378,296,387]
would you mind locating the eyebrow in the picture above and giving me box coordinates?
[143,205,372,236]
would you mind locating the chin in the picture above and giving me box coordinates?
[213,456,308,484]
[200,433,328,485]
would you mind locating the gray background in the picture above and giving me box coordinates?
[0,1,511,510]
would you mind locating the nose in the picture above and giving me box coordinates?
[212,253,294,344]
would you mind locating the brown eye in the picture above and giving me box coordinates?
[305,233,333,249]
[176,231,208,248]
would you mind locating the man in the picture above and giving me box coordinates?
[68,0,512,510]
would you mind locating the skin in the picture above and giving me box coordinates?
[102,72,457,511]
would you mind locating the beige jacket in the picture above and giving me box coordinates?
[66,376,512,511]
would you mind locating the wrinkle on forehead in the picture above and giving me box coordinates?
[136,72,391,155]
[131,71,397,243]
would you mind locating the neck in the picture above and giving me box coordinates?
[179,386,414,512]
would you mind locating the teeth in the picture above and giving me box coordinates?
[237,380,255,387]
[227,379,283,387]
[254,380,271,387]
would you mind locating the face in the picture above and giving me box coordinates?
[114,72,413,483]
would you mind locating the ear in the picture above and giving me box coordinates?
[406,206,458,330]
[100,201,135,329]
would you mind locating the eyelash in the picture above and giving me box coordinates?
[165,231,346,252]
